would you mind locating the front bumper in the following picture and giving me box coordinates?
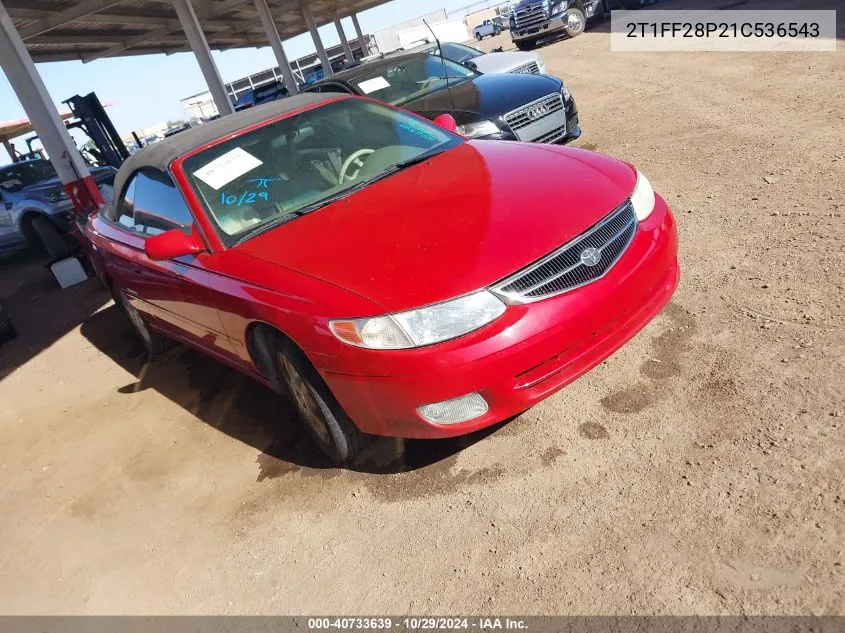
[477,95,580,144]
[562,96,580,142]
[321,197,679,439]
[512,16,568,42]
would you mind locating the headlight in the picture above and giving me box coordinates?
[550,1,568,16]
[0,209,13,227]
[330,291,506,350]
[456,120,500,139]
[48,190,69,203]
[630,169,656,221]
[561,82,571,101]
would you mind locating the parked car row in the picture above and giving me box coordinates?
[9,19,678,463]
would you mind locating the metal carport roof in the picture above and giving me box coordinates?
[3,0,388,64]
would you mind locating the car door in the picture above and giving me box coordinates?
[90,168,234,355]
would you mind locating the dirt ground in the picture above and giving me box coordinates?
[0,7,843,615]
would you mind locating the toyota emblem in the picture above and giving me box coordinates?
[580,247,602,267]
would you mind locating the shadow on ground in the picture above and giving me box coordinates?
[80,304,512,475]
[0,250,109,382]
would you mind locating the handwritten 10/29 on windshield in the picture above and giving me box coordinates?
[220,177,280,207]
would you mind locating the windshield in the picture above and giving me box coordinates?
[0,161,57,192]
[350,54,477,106]
[427,42,483,65]
[183,98,462,244]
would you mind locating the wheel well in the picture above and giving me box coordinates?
[246,322,296,389]
[18,211,47,245]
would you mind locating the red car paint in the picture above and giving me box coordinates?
[87,101,678,440]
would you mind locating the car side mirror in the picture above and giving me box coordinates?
[433,114,458,133]
[145,228,205,260]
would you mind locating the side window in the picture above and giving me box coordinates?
[132,169,194,236]
[109,176,137,230]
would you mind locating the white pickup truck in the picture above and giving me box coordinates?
[473,19,502,40]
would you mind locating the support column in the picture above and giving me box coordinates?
[301,3,331,77]
[173,0,234,116]
[0,0,101,214]
[253,0,298,95]
[333,12,353,63]
[2,138,15,162]
[350,13,367,55]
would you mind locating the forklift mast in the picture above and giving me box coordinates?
[63,92,129,169]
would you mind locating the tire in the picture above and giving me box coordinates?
[113,287,173,356]
[516,38,537,51]
[0,308,16,344]
[30,215,69,259]
[475,32,482,41]
[269,336,366,463]
[563,7,587,38]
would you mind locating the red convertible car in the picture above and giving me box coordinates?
[86,94,678,462]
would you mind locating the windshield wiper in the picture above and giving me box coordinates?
[416,76,467,84]
[233,149,447,245]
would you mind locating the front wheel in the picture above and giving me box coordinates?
[30,215,69,259]
[475,32,483,40]
[563,7,587,37]
[113,287,173,356]
[515,38,537,51]
[271,338,366,463]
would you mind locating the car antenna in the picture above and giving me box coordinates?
[422,19,456,114]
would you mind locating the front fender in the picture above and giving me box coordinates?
[12,198,73,232]
[12,206,50,233]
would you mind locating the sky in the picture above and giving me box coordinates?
[0,0,487,163]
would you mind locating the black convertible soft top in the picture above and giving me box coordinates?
[112,92,338,196]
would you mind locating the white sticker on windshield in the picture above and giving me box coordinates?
[357,76,390,94]
[192,147,263,190]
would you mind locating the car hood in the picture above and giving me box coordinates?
[471,51,541,74]
[20,166,116,194]
[514,0,544,9]
[236,141,637,313]
[402,73,562,123]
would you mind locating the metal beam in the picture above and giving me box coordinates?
[350,13,367,55]
[253,0,298,95]
[19,0,123,39]
[173,0,235,116]
[333,11,353,62]
[84,0,253,62]
[7,6,256,31]
[301,3,331,77]
[28,34,126,46]
[0,0,99,211]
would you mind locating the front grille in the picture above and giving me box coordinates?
[504,93,563,132]
[511,61,540,74]
[532,125,568,143]
[514,4,548,30]
[492,202,638,302]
